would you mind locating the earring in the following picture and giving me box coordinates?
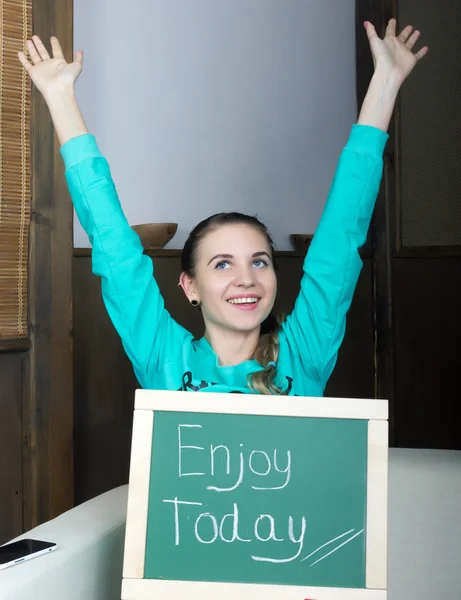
[191,299,200,307]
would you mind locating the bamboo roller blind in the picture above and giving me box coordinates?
[0,0,32,340]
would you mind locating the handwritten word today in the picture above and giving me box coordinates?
[163,498,306,563]
[161,423,306,563]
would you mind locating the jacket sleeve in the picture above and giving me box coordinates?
[281,124,388,388]
[61,134,190,384]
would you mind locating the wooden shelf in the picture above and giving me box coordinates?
[0,338,31,352]
[74,248,308,259]
[74,247,374,260]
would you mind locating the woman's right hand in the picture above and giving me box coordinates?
[18,35,83,101]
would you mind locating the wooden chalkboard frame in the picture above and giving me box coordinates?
[122,390,388,600]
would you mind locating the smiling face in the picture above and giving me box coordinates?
[181,222,277,335]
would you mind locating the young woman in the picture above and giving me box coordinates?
[19,19,427,396]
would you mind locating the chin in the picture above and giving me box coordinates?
[225,311,270,334]
[231,322,262,334]
[206,301,274,334]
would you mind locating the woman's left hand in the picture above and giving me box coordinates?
[365,18,428,86]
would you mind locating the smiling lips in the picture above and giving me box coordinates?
[226,296,261,311]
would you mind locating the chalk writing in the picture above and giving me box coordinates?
[178,424,291,492]
[162,423,363,565]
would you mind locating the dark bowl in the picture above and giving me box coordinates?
[289,233,313,253]
[132,223,178,249]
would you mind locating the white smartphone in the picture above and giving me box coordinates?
[0,538,57,571]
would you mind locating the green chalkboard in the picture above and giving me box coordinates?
[144,411,368,589]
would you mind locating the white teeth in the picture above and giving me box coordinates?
[227,297,259,304]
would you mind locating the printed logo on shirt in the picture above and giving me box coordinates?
[177,371,294,395]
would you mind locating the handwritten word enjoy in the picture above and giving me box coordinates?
[177,424,291,491]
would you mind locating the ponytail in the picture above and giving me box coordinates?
[248,312,286,395]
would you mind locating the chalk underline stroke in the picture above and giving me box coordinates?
[301,528,365,567]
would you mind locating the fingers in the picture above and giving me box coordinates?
[74,50,84,66]
[405,29,420,50]
[385,18,396,37]
[383,18,428,60]
[50,36,64,59]
[25,35,65,64]
[31,35,50,60]
[398,24,414,44]
[26,39,42,65]
[396,22,428,60]
[17,51,33,72]
[414,46,429,61]
[364,21,379,41]
[386,18,420,46]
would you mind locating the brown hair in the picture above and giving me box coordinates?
[181,212,285,394]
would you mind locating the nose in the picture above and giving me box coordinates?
[234,264,256,288]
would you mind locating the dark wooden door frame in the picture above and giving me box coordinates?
[355,0,397,445]
[22,0,74,531]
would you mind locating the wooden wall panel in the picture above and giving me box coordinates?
[393,257,461,449]
[21,0,74,531]
[0,0,74,543]
[73,253,374,504]
[0,353,23,544]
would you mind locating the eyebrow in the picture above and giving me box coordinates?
[207,251,271,266]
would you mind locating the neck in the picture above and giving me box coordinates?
[205,326,260,367]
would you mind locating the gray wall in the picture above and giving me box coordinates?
[73,0,356,250]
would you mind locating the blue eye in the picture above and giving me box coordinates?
[215,261,230,270]
[253,259,268,268]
